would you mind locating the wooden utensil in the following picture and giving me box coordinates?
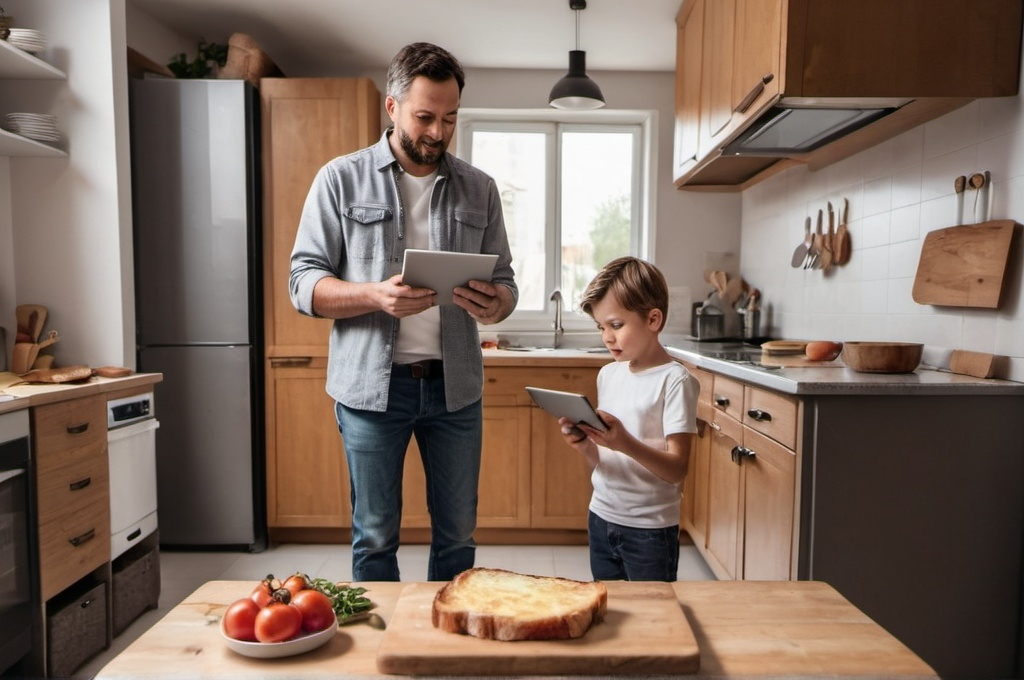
[820,201,835,272]
[969,172,986,223]
[791,216,813,268]
[841,342,923,373]
[912,219,1017,308]
[954,175,967,225]
[15,303,47,343]
[834,197,851,265]
[18,365,92,383]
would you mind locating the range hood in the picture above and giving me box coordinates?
[722,97,912,157]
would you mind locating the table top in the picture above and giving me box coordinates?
[95,579,937,679]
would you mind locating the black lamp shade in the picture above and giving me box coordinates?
[549,50,605,109]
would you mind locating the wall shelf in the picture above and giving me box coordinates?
[0,127,66,157]
[0,38,65,79]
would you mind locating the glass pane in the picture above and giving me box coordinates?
[470,131,547,311]
[560,132,634,313]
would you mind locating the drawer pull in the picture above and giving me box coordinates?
[68,528,96,547]
[713,395,730,408]
[747,408,772,422]
[127,528,142,542]
[735,73,774,114]
[731,445,756,464]
[66,422,90,434]
[270,356,312,367]
[708,421,722,432]
[69,477,92,491]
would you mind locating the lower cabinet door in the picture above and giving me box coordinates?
[266,364,350,528]
[704,414,742,580]
[741,427,795,580]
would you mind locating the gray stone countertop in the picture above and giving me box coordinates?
[663,337,1024,397]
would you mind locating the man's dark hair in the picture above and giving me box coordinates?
[386,42,465,102]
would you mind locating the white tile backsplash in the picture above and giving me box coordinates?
[740,96,1024,381]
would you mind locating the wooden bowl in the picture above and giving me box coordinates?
[841,342,923,373]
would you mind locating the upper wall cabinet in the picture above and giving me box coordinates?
[0,38,67,158]
[673,0,1024,191]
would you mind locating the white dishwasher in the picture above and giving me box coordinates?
[107,392,159,560]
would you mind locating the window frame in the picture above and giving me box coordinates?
[454,108,658,333]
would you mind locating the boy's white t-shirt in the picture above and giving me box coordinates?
[588,359,699,529]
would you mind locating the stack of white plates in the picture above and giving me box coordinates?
[7,28,47,54]
[3,113,60,143]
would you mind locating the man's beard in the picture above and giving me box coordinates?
[399,128,445,166]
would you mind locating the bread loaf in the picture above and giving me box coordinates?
[431,568,607,641]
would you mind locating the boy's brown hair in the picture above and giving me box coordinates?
[579,256,670,331]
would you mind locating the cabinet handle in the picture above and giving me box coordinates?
[68,528,96,547]
[713,394,730,408]
[69,477,91,491]
[747,408,772,422]
[708,421,721,432]
[731,445,756,464]
[66,422,90,434]
[270,356,312,367]
[734,73,775,114]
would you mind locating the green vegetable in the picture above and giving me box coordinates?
[308,578,375,621]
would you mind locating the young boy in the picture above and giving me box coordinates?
[558,256,699,581]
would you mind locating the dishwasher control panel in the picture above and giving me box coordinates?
[107,392,154,429]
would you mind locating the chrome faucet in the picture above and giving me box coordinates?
[550,289,564,349]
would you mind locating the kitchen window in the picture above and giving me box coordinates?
[455,109,655,331]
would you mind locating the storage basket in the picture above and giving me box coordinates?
[112,547,161,636]
[47,582,107,677]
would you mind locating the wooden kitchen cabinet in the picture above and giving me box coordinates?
[691,372,799,581]
[680,363,713,548]
[674,0,1023,190]
[260,78,380,540]
[32,394,111,601]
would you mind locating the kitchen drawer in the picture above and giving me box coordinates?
[743,385,798,450]
[33,395,106,471]
[484,366,599,405]
[685,363,714,407]
[38,493,110,600]
[35,443,108,525]
[710,375,745,422]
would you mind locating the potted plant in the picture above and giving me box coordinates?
[166,38,228,78]
[0,6,13,41]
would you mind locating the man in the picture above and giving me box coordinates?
[289,42,518,582]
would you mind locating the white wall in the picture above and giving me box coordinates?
[3,0,134,368]
[740,83,1024,382]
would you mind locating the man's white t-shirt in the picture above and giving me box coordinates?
[588,360,699,528]
[394,169,442,363]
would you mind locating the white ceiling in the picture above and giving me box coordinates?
[128,0,681,76]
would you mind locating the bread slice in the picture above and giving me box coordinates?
[431,567,607,641]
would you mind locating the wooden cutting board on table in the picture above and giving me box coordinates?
[375,581,700,676]
[912,219,1017,308]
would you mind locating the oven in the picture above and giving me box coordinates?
[107,393,159,560]
[0,409,34,675]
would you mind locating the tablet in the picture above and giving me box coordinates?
[401,249,499,305]
[525,386,608,432]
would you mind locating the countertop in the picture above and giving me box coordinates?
[482,338,1024,396]
[94,579,936,679]
[0,371,163,414]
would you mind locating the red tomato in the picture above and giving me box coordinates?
[223,598,260,642]
[250,580,274,608]
[282,573,309,597]
[291,588,336,633]
[254,603,303,643]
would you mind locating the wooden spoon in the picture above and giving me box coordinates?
[820,201,835,272]
[834,197,850,265]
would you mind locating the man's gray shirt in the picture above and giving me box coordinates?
[289,131,518,412]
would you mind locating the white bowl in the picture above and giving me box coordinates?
[221,612,337,659]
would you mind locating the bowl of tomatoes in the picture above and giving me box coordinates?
[221,574,340,659]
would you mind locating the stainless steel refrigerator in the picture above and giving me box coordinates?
[129,77,266,551]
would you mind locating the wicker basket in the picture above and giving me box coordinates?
[112,547,161,637]
[47,582,107,677]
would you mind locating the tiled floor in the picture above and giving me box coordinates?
[76,541,715,679]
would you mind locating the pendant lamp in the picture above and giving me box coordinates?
[549,0,605,109]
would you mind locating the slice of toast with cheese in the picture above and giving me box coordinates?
[431,567,607,641]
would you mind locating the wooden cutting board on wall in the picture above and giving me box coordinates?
[912,220,1018,308]
[375,581,700,676]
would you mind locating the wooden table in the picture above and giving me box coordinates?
[95,580,937,678]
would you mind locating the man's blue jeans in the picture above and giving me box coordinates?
[335,372,482,581]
